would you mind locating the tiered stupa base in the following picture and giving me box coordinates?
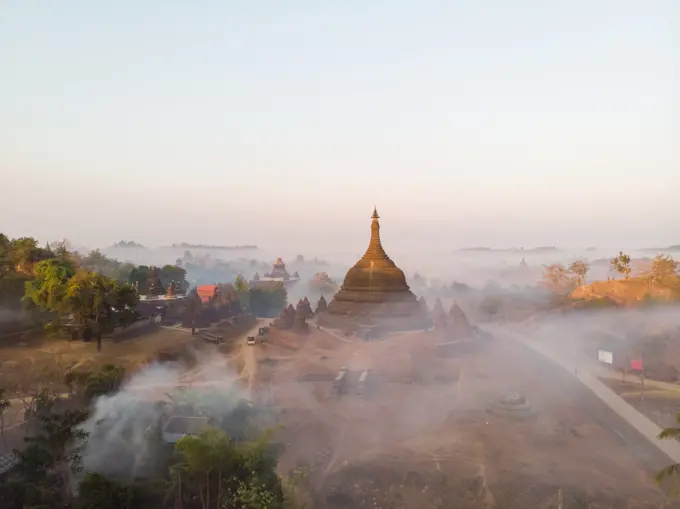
[320,296,430,332]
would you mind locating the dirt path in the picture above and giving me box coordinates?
[240,319,265,399]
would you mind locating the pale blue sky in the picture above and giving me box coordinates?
[0,1,677,256]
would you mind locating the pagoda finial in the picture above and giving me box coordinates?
[361,206,390,261]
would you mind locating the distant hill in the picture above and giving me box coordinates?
[165,243,258,250]
[457,246,560,253]
[110,240,146,249]
[638,245,680,253]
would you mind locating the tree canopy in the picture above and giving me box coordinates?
[610,251,632,280]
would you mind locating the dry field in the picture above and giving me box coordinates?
[3,319,680,507]
[250,327,680,508]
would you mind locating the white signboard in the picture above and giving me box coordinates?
[598,349,613,365]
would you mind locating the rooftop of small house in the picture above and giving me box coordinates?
[0,452,19,476]
[161,416,210,444]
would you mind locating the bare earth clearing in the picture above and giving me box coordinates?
[2,321,680,507]
[250,327,678,508]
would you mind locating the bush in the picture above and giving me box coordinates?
[77,472,164,509]
[83,364,125,404]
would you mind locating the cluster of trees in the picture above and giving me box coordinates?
[1,234,191,338]
[541,252,680,302]
[24,258,140,351]
[1,235,137,348]
[0,366,299,509]
[541,259,591,294]
[643,254,680,293]
[0,235,54,312]
[75,249,188,291]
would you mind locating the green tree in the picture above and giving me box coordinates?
[77,472,164,509]
[10,237,51,273]
[172,427,284,509]
[182,290,203,333]
[23,258,77,328]
[81,364,125,404]
[656,413,680,492]
[651,254,678,281]
[62,270,139,352]
[234,274,249,292]
[568,259,589,286]
[248,283,287,317]
[0,395,90,509]
[161,264,188,290]
[0,233,13,279]
[10,237,39,270]
[610,251,632,280]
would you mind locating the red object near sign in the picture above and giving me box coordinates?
[630,359,644,371]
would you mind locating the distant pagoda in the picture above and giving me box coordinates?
[269,258,289,279]
[250,258,300,288]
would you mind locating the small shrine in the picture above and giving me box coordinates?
[300,297,313,318]
[316,295,327,315]
[273,304,296,329]
[141,266,165,297]
[432,298,447,328]
[292,300,310,334]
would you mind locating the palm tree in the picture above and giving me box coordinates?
[656,414,680,488]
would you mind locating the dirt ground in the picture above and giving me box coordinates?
[250,327,680,509]
[599,377,680,431]
[0,315,257,388]
[0,319,258,454]
[3,319,680,507]
[0,327,200,389]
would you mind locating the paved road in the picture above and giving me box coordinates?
[493,326,680,465]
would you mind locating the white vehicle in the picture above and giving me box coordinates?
[247,336,256,345]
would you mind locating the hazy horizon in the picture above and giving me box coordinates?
[1,1,677,252]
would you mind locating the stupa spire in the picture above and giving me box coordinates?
[363,207,390,261]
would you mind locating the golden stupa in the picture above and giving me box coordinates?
[321,208,430,331]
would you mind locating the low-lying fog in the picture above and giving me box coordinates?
[95,241,680,307]
[74,298,680,507]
